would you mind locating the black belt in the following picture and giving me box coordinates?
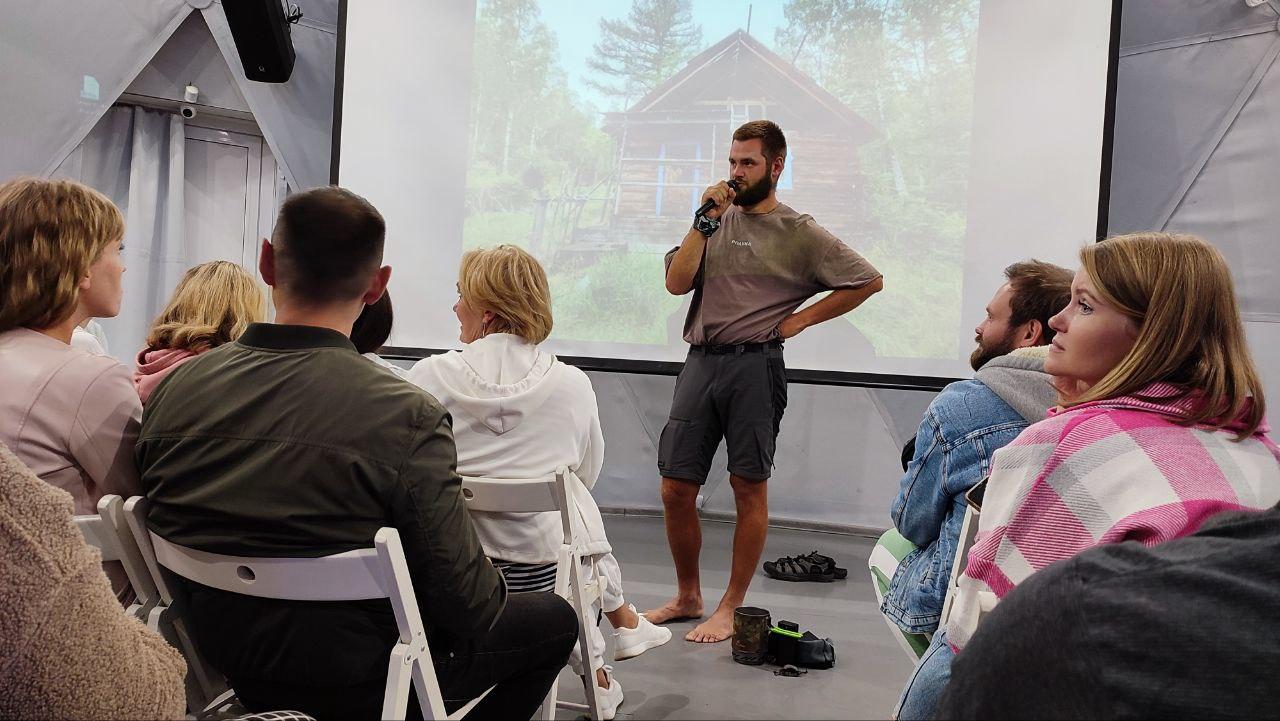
[689,340,782,355]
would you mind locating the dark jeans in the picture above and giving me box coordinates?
[233,592,578,720]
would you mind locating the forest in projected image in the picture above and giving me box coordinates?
[465,0,979,361]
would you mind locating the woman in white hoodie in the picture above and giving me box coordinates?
[407,245,669,720]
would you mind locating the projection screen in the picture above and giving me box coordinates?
[335,0,1118,383]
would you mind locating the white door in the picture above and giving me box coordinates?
[183,124,282,273]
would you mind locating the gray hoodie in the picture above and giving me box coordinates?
[973,346,1058,423]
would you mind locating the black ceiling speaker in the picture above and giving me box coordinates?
[222,0,299,83]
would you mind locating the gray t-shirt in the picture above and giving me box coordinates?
[665,203,881,345]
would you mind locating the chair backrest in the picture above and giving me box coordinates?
[939,479,986,627]
[75,494,159,616]
[460,466,575,540]
[147,535,393,603]
[74,512,119,562]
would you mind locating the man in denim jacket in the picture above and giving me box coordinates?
[885,261,1073,634]
[883,261,1072,719]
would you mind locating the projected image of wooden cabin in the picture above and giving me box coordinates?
[575,29,878,253]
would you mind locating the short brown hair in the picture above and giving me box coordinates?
[0,177,124,332]
[271,186,385,303]
[145,261,267,353]
[1069,232,1264,438]
[732,120,788,165]
[1004,260,1073,343]
[459,245,553,344]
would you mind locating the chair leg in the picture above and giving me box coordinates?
[538,676,560,721]
[568,558,604,721]
[383,645,414,721]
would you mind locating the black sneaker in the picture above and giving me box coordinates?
[763,553,837,582]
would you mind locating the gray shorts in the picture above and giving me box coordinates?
[657,341,788,484]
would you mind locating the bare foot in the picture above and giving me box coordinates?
[641,597,703,625]
[685,607,734,643]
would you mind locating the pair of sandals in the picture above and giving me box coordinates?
[763,551,848,582]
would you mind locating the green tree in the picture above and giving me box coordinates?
[585,0,703,107]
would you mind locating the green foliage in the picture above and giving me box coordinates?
[463,211,534,251]
[777,0,979,358]
[585,0,704,106]
[470,0,615,217]
[549,253,684,344]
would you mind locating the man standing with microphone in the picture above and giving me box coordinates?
[644,120,884,643]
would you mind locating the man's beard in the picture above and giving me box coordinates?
[732,173,774,207]
[969,327,1019,371]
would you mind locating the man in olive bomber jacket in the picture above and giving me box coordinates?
[136,187,577,719]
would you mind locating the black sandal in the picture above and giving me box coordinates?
[763,553,837,582]
[803,551,848,580]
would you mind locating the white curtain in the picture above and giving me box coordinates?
[56,106,186,367]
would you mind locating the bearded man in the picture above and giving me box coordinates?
[647,120,884,642]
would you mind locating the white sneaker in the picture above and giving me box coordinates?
[613,604,673,660]
[597,666,624,721]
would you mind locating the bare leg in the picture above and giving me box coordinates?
[604,604,640,631]
[642,477,705,624]
[687,475,768,643]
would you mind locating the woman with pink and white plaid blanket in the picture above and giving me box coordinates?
[895,232,1280,720]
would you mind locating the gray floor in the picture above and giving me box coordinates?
[552,514,915,720]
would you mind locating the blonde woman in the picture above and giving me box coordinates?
[0,177,141,516]
[134,261,267,402]
[407,245,670,721]
[897,233,1280,719]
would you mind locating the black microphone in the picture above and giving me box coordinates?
[695,180,740,217]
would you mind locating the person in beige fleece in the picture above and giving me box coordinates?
[0,442,186,720]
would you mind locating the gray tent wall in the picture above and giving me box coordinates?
[0,0,336,190]
[4,0,1280,531]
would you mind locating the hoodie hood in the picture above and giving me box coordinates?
[974,345,1057,423]
[133,347,200,403]
[417,334,562,435]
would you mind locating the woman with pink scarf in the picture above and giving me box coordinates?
[896,232,1280,719]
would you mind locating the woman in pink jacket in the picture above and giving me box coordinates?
[897,232,1280,719]
[0,178,140,516]
[134,260,266,403]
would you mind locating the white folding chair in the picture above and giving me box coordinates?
[123,496,489,721]
[73,494,160,622]
[938,479,986,629]
[460,466,605,721]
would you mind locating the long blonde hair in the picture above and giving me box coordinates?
[458,245,553,344]
[1066,232,1264,438]
[0,178,124,332]
[145,261,267,353]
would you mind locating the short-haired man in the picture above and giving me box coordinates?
[647,120,884,642]
[136,187,577,719]
[879,259,1072,720]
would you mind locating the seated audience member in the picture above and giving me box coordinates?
[900,232,1280,718]
[136,188,577,720]
[938,502,1280,719]
[0,442,186,719]
[408,245,671,721]
[883,261,1070,715]
[883,261,1071,630]
[0,177,141,515]
[134,260,267,402]
[350,289,408,378]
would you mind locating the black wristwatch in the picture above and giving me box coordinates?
[693,213,721,238]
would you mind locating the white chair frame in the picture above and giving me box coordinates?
[938,481,985,629]
[124,497,488,720]
[73,493,157,622]
[460,466,606,721]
